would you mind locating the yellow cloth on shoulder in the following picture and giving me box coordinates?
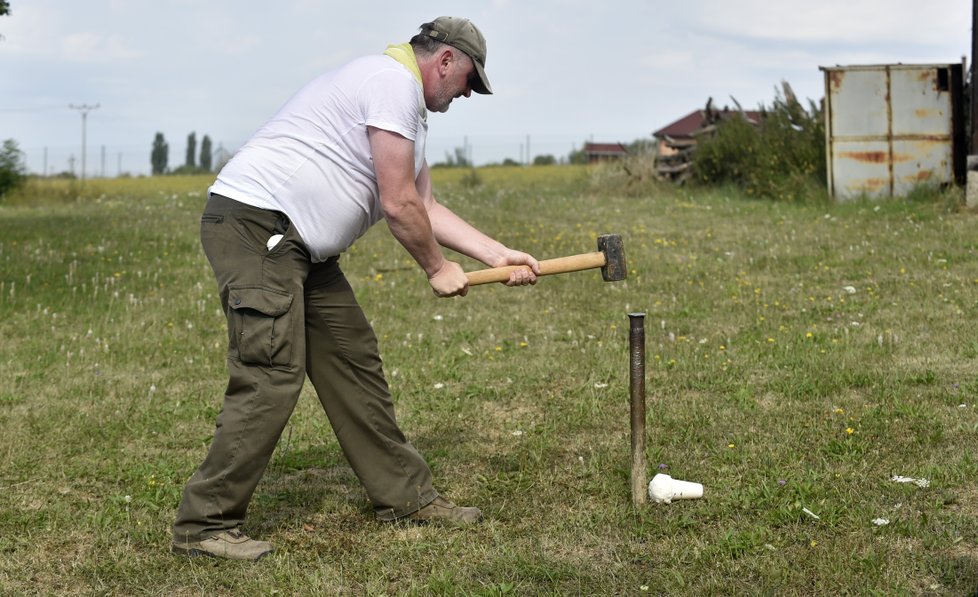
[384,43,422,85]
[383,43,426,121]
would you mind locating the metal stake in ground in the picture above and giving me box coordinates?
[629,313,648,506]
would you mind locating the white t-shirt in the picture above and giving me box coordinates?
[210,54,428,262]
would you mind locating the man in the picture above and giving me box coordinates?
[171,16,540,561]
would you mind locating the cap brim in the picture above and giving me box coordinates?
[471,60,492,95]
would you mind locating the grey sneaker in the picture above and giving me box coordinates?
[171,530,273,561]
[409,496,482,524]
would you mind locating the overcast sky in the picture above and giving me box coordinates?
[0,0,971,176]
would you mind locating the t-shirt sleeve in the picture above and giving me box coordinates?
[358,68,422,141]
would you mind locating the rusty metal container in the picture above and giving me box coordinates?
[820,63,965,200]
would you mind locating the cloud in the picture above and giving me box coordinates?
[695,0,968,47]
[61,32,141,63]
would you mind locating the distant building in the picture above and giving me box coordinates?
[652,108,764,157]
[652,106,764,182]
[584,142,628,163]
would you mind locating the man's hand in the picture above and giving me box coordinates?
[494,250,540,286]
[429,260,469,297]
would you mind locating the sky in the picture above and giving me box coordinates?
[0,0,972,177]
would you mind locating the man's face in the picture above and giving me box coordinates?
[427,51,476,113]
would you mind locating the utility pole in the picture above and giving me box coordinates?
[69,103,99,181]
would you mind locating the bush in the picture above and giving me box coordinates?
[0,138,27,198]
[693,88,826,202]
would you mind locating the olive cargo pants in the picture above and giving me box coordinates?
[172,194,436,543]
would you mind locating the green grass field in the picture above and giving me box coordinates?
[1,168,977,595]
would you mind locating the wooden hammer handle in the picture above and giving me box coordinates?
[465,251,606,286]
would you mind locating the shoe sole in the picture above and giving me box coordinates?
[171,544,271,561]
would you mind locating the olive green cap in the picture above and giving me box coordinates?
[423,16,492,94]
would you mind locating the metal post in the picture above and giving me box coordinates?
[629,312,648,506]
[971,0,977,154]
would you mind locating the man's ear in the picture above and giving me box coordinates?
[438,49,454,74]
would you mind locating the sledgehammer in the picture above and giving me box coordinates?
[465,234,626,286]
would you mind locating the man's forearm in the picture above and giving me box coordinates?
[384,196,447,277]
[427,202,508,266]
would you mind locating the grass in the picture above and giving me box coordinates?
[1,169,977,595]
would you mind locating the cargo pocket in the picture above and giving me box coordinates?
[228,285,294,367]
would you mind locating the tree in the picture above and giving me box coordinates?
[533,154,556,166]
[567,145,588,165]
[432,146,472,168]
[151,132,168,175]
[1,0,10,41]
[185,131,196,169]
[199,135,213,172]
[0,138,27,197]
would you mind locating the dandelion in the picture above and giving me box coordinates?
[728,443,735,449]
[846,427,855,435]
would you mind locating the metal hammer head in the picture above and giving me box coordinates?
[597,234,626,281]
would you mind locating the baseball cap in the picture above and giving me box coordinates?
[422,16,492,94]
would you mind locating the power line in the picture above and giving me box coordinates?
[0,106,68,113]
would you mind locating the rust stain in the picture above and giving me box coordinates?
[849,178,887,193]
[917,70,934,83]
[840,151,887,163]
[828,70,845,91]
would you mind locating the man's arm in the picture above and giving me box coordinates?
[368,126,469,296]
[416,162,540,286]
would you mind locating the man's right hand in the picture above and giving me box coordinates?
[428,260,469,297]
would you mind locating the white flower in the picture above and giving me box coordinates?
[872,518,890,526]
[512,430,524,437]
[433,383,445,390]
[433,314,443,321]
[843,286,856,294]
[594,383,608,389]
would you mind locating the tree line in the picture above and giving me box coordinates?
[151,132,220,175]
